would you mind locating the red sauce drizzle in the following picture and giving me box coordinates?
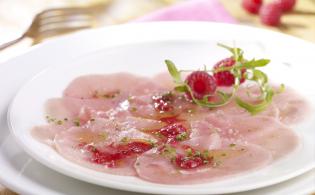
[160,116,182,124]
[174,146,213,169]
[175,155,204,169]
[148,122,188,143]
[83,141,153,167]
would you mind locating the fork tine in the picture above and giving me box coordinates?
[37,1,112,19]
[39,14,93,26]
[39,8,93,18]
[0,0,113,50]
[39,20,94,32]
[40,26,91,37]
[37,19,95,39]
[33,25,92,44]
[26,11,95,38]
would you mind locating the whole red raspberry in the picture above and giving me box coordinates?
[259,3,283,26]
[213,57,245,87]
[242,0,263,14]
[274,0,296,12]
[185,71,217,100]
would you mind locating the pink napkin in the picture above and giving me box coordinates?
[135,0,236,23]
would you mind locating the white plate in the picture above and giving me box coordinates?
[3,22,315,195]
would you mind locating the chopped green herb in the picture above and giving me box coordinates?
[194,151,201,157]
[213,160,222,167]
[120,137,129,143]
[187,109,194,114]
[73,119,80,126]
[175,132,188,141]
[201,150,210,159]
[130,107,137,112]
[94,90,120,99]
[128,96,135,102]
[148,140,157,147]
[99,132,108,140]
[229,143,236,147]
[161,145,177,159]
[155,132,163,138]
[91,146,97,152]
[185,148,193,156]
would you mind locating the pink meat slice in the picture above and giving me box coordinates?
[152,72,176,90]
[212,85,279,118]
[213,100,279,119]
[84,118,159,142]
[31,124,69,146]
[205,114,299,159]
[45,97,119,121]
[63,73,164,99]
[128,93,204,119]
[54,117,158,175]
[32,98,120,145]
[54,126,137,175]
[272,87,311,124]
[152,72,190,90]
[135,144,271,184]
[182,120,222,150]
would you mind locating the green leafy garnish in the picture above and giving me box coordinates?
[242,59,270,69]
[161,145,177,159]
[174,85,188,92]
[191,89,233,108]
[175,132,188,141]
[165,43,284,115]
[165,59,182,84]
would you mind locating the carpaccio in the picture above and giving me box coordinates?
[32,72,310,184]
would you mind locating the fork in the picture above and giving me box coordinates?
[0,0,112,51]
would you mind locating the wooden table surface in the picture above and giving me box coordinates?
[1,0,314,194]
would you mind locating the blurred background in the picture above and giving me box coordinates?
[0,0,314,47]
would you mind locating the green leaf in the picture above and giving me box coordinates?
[189,88,233,108]
[235,97,271,115]
[217,43,243,61]
[165,60,182,84]
[277,84,285,93]
[174,85,188,92]
[251,69,268,84]
[242,59,270,69]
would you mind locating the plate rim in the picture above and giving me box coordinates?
[4,21,315,194]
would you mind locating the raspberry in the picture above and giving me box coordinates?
[259,3,283,26]
[213,57,245,87]
[185,71,217,100]
[274,0,296,12]
[242,0,263,14]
